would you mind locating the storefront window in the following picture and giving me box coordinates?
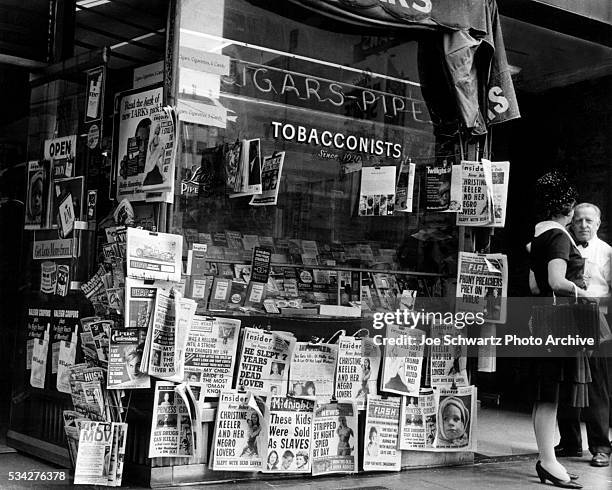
[174,0,456,298]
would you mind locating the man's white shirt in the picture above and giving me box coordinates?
[578,236,612,309]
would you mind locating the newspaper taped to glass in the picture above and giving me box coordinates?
[262,396,314,473]
[456,252,508,323]
[183,316,240,397]
[126,228,182,282]
[430,322,469,387]
[363,394,402,472]
[210,390,267,472]
[335,335,381,410]
[311,401,358,476]
[380,325,425,396]
[148,381,194,458]
[235,328,295,395]
[433,385,477,451]
[399,388,436,450]
[288,342,338,402]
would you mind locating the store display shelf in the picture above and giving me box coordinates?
[206,258,450,277]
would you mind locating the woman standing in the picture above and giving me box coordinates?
[528,171,590,489]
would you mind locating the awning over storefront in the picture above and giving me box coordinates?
[291,0,521,135]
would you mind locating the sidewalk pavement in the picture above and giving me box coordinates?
[0,450,609,489]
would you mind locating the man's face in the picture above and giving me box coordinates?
[282,455,293,469]
[572,206,600,242]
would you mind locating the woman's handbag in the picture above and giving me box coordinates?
[530,285,600,353]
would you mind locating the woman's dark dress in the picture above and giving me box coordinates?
[529,228,591,407]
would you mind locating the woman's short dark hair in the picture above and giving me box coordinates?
[535,171,577,219]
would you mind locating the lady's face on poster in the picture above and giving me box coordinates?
[442,404,464,439]
[163,393,170,403]
[268,451,278,465]
[363,358,370,370]
[250,413,259,425]
[296,454,305,467]
[370,428,378,443]
[188,374,198,383]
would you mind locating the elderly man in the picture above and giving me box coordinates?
[555,202,611,467]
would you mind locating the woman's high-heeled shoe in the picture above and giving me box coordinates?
[535,461,582,488]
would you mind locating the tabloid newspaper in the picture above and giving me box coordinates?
[430,323,469,387]
[142,288,179,378]
[210,391,267,472]
[148,381,194,458]
[126,228,183,282]
[399,388,436,450]
[432,385,477,451]
[485,159,510,227]
[456,252,508,324]
[183,316,240,397]
[262,396,314,474]
[107,326,150,389]
[288,342,338,402]
[311,401,358,476]
[363,394,402,472]
[249,151,285,206]
[456,160,493,226]
[380,325,425,396]
[235,328,296,395]
[73,421,127,486]
[334,335,381,410]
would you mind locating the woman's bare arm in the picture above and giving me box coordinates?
[547,259,588,297]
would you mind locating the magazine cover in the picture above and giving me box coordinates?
[262,396,314,473]
[24,160,51,229]
[288,342,338,402]
[235,328,295,395]
[210,391,267,471]
[380,325,425,396]
[183,316,240,397]
[311,401,358,476]
[335,335,381,410]
[107,327,150,389]
[148,381,194,458]
[399,388,436,450]
[433,385,477,451]
[456,252,508,323]
[363,394,402,472]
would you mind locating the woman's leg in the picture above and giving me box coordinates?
[533,401,570,480]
